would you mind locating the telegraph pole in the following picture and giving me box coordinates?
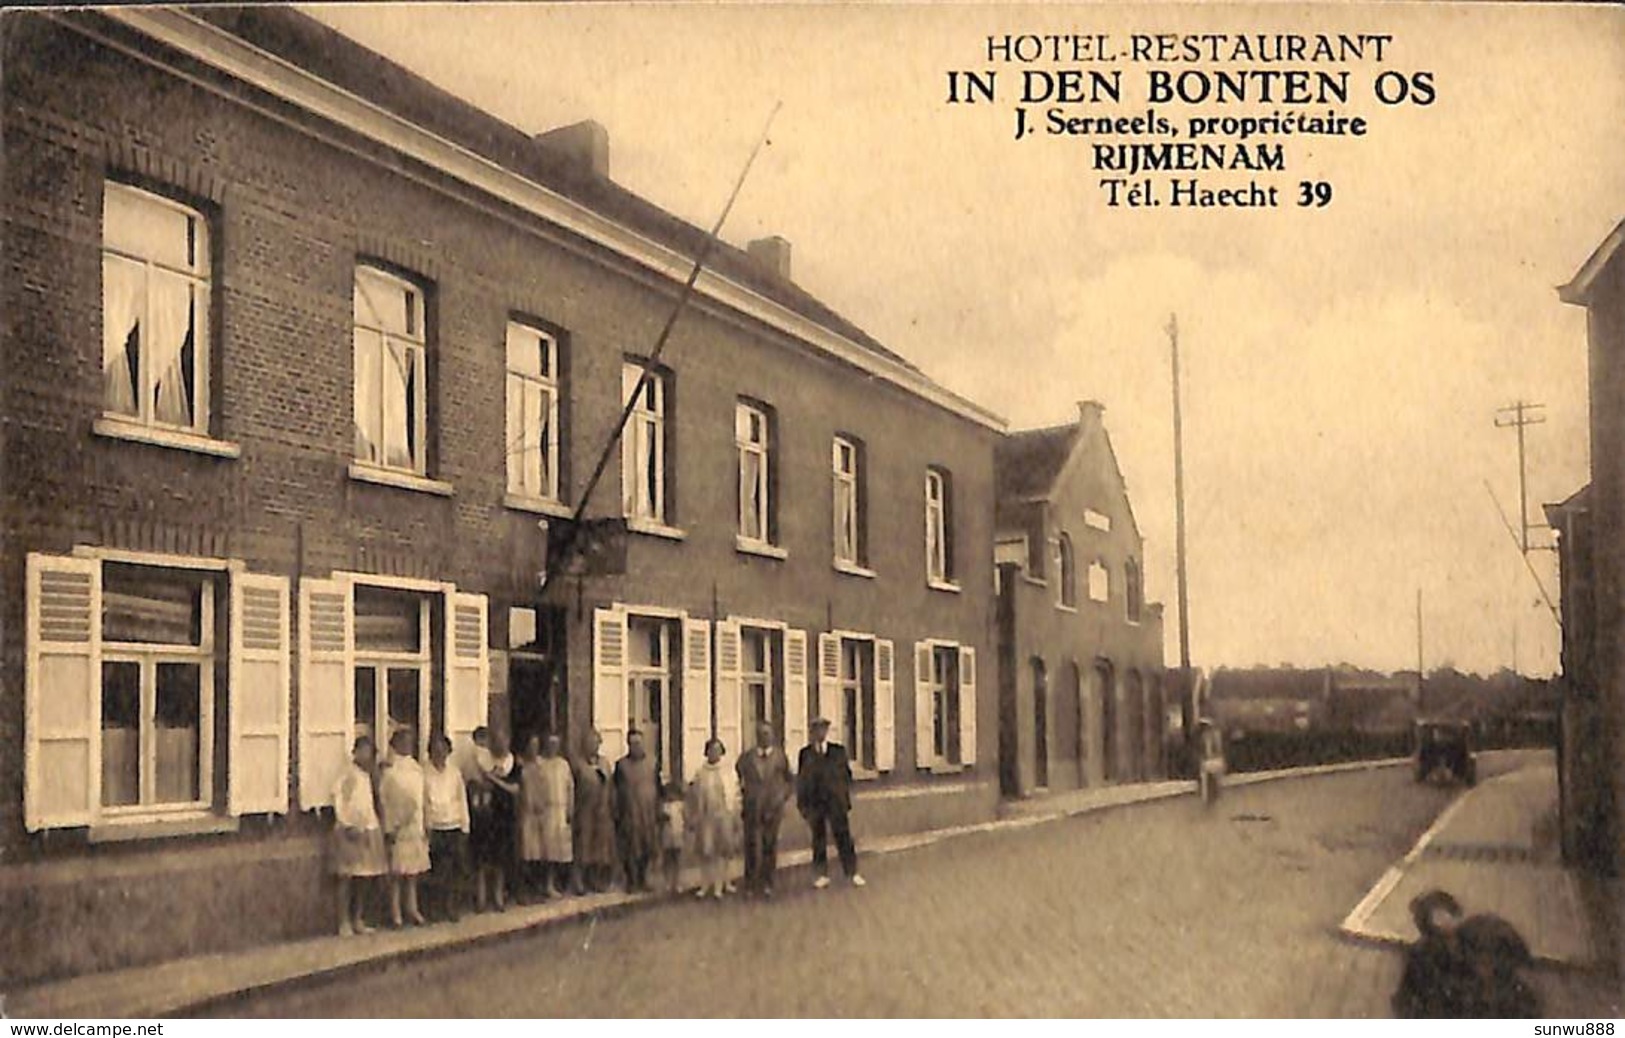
[1169,314,1190,672]
[1416,587,1425,717]
[1494,401,1546,555]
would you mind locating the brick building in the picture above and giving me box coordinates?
[0,8,1003,984]
[1549,217,1625,974]
[993,402,1167,797]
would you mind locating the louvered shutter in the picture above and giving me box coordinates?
[817,633,842,748]
[25,553,101,830]
[681,618,712,781]
[298,578,352,810]
[875,639,896,772]
[783,629,809,769]
[592,608,628,758]
[445,592,489,756]
[959,645,978,766]
[229,572,290,815]
[915,641,934,769]
[715,620,742,759]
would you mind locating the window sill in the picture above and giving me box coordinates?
[1088,597,1110,607]
[851,766,882,782]
[736,538,788,560]
[1055,602,1079,614]
[626,517,687,541]
[93,417,242,459]
[504,492,574,519]
[927,761,967,776]
[834,560,877,580]
[348,462,454,497]
[1021,574,1048,589]
[88,811,239,844]
[927,578,962,594]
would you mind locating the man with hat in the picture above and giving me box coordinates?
[737,721,794,897]
[796,716,865,889]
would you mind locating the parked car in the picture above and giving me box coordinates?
[1414,720,1476,785]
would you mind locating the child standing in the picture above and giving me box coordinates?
[1392,888,1468,1017]
[331,736,387,936]
[657,782,686,894]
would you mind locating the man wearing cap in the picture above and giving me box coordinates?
[796,716,865,889]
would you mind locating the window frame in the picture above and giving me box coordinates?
[99,569,216,817]
[925,642,961,767]
[1088,559,1111,603]
[350,585,433,757]
[832,435,867,569]
[839,635,877,772]
[100,180,213,438]
[353,264,430,477]
[622,362,670,525]
[736,400,775,547]
[505,320,562,504]
[1057,532,1078,609]
[1125,558,1144,622]
[925,467,957,588]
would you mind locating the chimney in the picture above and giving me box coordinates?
[747,236,793,282]
[534,120,610,179]
[1077,399,1104,424]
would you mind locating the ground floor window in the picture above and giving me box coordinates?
[914,639,979,772]
[100,563,215,811]
[352,585,430,756]
[927,644,961,766]
[25,552,294,832]
[739,626,783,742]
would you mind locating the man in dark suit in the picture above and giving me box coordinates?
[796,716,865,889]
[736,721,794,898]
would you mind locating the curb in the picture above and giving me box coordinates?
[12,754,1425,1018]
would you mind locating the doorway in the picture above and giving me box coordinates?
[508,605,567,752]
[627,615,680,784]
[1032,658,1049,790]
[1098,660,1116,782]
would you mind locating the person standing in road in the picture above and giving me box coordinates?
[422,732,470,922]
[737,721,793,898]
[613,728,660,892]
[689,737,740,899]
[572,729,616,894]
[330,735,386,936]
[796,716,864,889]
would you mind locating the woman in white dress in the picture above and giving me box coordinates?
[379,728,430,927]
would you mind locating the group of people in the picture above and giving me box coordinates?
[1392,889,1544,1018]
[327,715,865,934]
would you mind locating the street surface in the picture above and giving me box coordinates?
[214,759,1606,1017]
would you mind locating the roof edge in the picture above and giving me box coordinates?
[1559,218,1625,307]
[102,7,1007,432]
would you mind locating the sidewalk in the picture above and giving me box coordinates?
[1,757,1422,1019]
[1340,757,1599,969]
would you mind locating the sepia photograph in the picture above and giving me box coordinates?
[0,0,1622,1021]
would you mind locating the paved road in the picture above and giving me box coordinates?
[212,762,1604,1017]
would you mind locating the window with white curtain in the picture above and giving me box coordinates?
[101,182,211,434]
[506,321,561,501]
[833,436,864,566]
[353,265,427,474]
[736,401,773,544]
[621,362,667,523]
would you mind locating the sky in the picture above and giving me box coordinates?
[305,2,1624,677]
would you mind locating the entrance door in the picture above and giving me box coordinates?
[509,605,566,749]
[627,617,678,784]
[1098,661,1116,782]
[1032,658,1049,790]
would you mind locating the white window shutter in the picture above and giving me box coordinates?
[875,639,896,772]
[959,645,978,766]
[681,618,712,781]
[817,633,842,747]
[592,608,628,758]
[229,572,290,816]
[298,578,352,810]
[25,553,101,831]
[715,620,742,760]
[914,641,934,770]
[446,592,489,756]
[783,629,809,768]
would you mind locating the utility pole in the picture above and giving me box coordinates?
[1494,401,1546,555]
[1169,314,1190,673]
[1416,587,1425,717]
